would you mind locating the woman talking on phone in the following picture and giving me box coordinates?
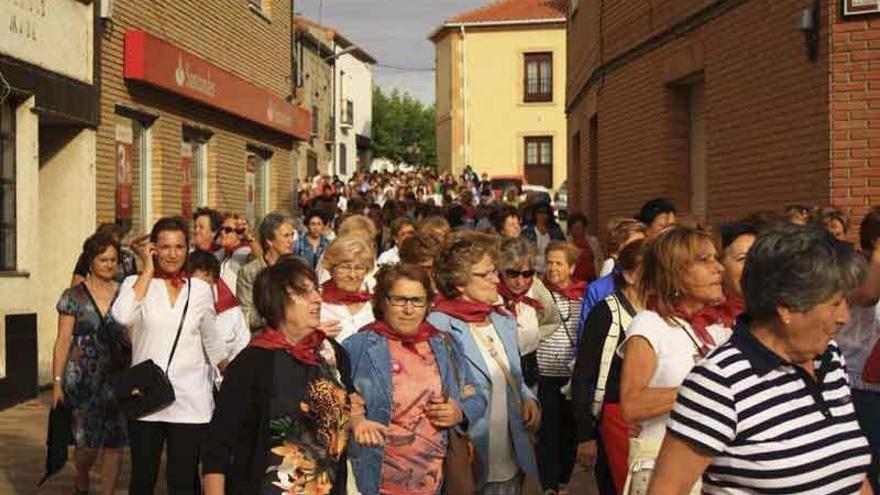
[112,217,227,494]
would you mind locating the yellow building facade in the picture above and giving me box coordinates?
[432,0,567,189]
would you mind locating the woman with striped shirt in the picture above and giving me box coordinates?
[649,225,873,494]
[537,241,586,495]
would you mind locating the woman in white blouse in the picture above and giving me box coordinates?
[319,236,375,342]
[618,226,733,494]
[112,217,226,495]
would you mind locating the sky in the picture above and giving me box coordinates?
[295,0,487,105]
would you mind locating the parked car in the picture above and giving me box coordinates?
[555,180,568,220]
[490,175,525,200]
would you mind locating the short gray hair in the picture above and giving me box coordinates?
[742,224,865,321]
[258,212,293,249]
[499,237,534,271]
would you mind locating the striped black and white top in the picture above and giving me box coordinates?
[668,327,871,494]
[537,294,581,377]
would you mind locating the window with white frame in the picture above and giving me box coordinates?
[0,101,16,271]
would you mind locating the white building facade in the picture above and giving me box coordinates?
[0,1,99,408]
[331,37,375,179]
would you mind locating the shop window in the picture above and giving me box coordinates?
[0,101,16,271]
[524,53,553,103]
[115,107,155,235]
[524,136,553,187]
[182,127,211,218]
[246,146,272,225]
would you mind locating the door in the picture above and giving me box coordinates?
[524,136,552,187]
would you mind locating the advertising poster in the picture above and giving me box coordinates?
[180,143,193,219]
[115,123,134,222]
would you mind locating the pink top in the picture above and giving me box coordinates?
[381,340,447,495]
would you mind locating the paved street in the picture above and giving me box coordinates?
[1,392,597,495]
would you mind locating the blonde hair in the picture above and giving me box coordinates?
[605,218,648,257]
[321,235,376,271]
[636,225,715,318]
[545,241,580,266]
[337,214,377,240]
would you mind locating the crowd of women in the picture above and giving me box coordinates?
[49,168,879,495]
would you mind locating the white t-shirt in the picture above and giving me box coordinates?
[376,246,400,266]
[599,258,616,277]
[618,310,731,442]
[112,277,225,424]
[471,322,520,482]
[320,301,375,342]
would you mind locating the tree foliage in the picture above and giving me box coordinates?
[372,86,437,169]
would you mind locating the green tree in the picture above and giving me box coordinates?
[372,86,437,169]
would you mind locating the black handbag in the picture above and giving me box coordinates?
[112,281,190,419]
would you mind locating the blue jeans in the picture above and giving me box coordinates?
[853,389,880,492]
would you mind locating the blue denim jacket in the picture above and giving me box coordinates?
[342,330,487,495]
[426,311,539,484]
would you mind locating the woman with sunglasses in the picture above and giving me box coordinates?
[320,236,376,342]
[428,233,541,494]
[214,213,252,291]
[497,237,560,390]
[343,264,486,495]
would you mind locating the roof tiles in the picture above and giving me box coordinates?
[448,0,567,24]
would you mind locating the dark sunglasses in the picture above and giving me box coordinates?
[504,269,535,279]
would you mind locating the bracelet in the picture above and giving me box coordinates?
[53,375,62,383]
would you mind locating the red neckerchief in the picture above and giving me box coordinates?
[672,304,726,350]
[717,295,745,327]
[214,278,239,314]
[864,340,880,383]
[497,281,544,316]
[362,320,439,352]
[249,327,327,365]
[321,280,372,305]
[154,269,190,289]
[432,295,508,323]
[543,277,588,301]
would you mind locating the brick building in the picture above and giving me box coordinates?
[566,0,880,236]
[98,0,311,234]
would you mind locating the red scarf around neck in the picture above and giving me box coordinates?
[432,295,508,323]
[543,277,588,301]
[249,327,327,365]
[214,278,239,314]
[497,281,544,316]
[321,280,372,305]
[672,302,737,351]
[362,320,439,351]
[155,269,190,289]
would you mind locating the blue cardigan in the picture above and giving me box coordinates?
[342,329,486,495]
[426,311,539,484]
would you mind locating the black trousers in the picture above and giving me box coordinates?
[536,375,577,491]
[128,420,208,495]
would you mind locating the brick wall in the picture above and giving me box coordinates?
[97,0,298,231]
[567,0,831,237]
[828,2,880,228]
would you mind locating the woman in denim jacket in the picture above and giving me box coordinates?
[428,234,541,494]
[344,264,486,495]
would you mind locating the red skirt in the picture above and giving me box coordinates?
[599,402,629,494]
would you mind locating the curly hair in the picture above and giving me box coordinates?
[435,232,499,299]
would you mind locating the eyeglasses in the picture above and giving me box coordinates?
[386,295,428,308]
[504,269,535,279]
[220,227,247,235]
[334,263,369,275]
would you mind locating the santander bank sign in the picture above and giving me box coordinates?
[174,55,217,98]
[123,29,310,140]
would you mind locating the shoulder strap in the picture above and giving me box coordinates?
[165,279,192,374]
[471,328,523,409]
[441,333,462,390]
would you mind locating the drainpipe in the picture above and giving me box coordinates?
[460,25,469,174]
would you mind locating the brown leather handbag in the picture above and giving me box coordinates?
[441,334,482,495]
